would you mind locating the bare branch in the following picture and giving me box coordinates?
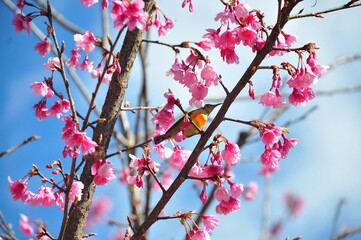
[0,136,40,158]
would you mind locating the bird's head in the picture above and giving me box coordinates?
[203,103,222,114]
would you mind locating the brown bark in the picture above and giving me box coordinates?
[60,1,155,239]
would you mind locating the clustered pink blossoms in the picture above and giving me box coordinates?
[167,58,219,107]
[91,159,116,185]
[111,0,149,31]
[8,176,84,210]
[251,120,299,175]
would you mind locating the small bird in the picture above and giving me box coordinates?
[154,103,222,144]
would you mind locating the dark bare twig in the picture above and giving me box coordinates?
[0,211,16,240]
[0,136,40,158]
[330,198,347,240]
[289,1,361,19]
[333,225,361,240]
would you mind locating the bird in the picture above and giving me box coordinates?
[153,103,222,144]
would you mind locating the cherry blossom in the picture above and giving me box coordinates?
[8,177,31,203]
[19,214,34,236]
[74,31,96,54]
[91,159,116,185]
[111,0,149,31]
[34,39,51,56]
[12,13,32,35]
[30,82,54,98]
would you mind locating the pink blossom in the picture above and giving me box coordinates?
[111,0,148,31]
[259,91,286,108]
[102,0,109,9]
[8,177,30,202]
[281,31,297,47]
[55,191,65,210]
[156,16,175,36]
[234,2,251,19]
[287,68,317,90]
[214,186,230,202]
[201,215,220,232]
[307,51,328,78]
[153,172,173,192]
[189,164,224,179]
[288,87,315,106]
[66,48,81,69]
[80,56,94,72]
[48,101,63,119]
[30,186,56,207]
[129,154,160,188]
[186,229,211,240]
[81,0,99,7]
[244,181,258,201]
[270,220,284,239]
[91,159,116,185]
[260,148,281,169]
[74,31,96,54]
[195,39,213,51]
[69,181,84,203]
[168,145,191,170]
[214,8,234,25]
[220,47,239,64]
[229,181,244,198]
[221,141,241,165]
[19,214,34,236]
[181,0,194,12]
[30,82,54,98]
[238,26,258,47]
[34,39,51,56]
[279,136,299,159]
[12,13,32,35]
[33,100,50,121]
[260,126,283,148]
[189,82,208,107]
[201,64,219,87]
[215,195,241,215]
[44,57,60,71]
[86,197,113,229]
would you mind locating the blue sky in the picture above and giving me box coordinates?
[1,1,361,239]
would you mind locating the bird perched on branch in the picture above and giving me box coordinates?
[153,103,222,144]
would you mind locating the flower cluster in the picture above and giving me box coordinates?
[31,81,71,120]
[8,176,84,210]
[146,5,175,36]
[62,116,98,158]
[167,57,219,107]
[128,153,160,189]
[111,0,149,31]
[251,120,299,175]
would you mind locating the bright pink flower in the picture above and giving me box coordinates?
[238,26,257,47]
[34,39,51,56]
[215,195,241,215]
[30,186,56,207]
[214,8,234,25]
[234,2,251,19]
[214,186,230,202]
[55,191,65,210]
[284,192,304,218]
[66,48,81,69]
[260,148,281,169]
[279,136,299,159]
[153,172,173,192]
[281,31,297,47]
[260,126,283,148]
[12,13,32,35]
[220,47,239,64]
[288,87,315,106]
[48,101,62,119]
[111,0,148,31]
[244,181,258,201]
[189,164,224,179]
[44,57,60,71]
[195,39,213,51]
[181,0,194,12]
[189,82,208,107]
[81,0,99,7]
[62,145,80,158]
[287,68,317,90]
[151,91,176,133]
[33,100,50,121]
[30,82,54,98]
[69,181,84,203]
[221,141,241,165]
[259,91,286,108]
[186,229,211,240]
[74,31,96,54]
[201,215,220,232]
[91,159,116,185]
[86,196,113,229]
[61,117,97,155]
[8,177,30,202]
[168,145,191,170]
[156,16,175,36]
[201,64,218,87]
[19,214,34,236]
[153,143,173,159]
[80,56,94,72]
[229,181,244,198]
[61,99,71,112]
[306,51,328,78]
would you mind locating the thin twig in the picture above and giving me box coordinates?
[0,135,40,158]
[289,1,361,20]
[330,198,347,240]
